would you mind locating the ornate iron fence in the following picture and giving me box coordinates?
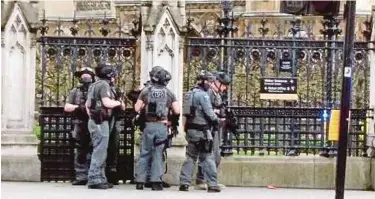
[184,19,373,109]
[39,107,135,182]
[184,2,374,156]
[36,16,140,108]
[36,14,140,181]
[220,107,373,156]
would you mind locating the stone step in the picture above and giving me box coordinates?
[1,133,39,145]
[1,142,39,147]
[1,144,39,156]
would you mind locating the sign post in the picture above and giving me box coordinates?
[335,1,356,199]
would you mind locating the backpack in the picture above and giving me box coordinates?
[182,89,197,118]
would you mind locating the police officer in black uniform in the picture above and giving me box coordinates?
[85,64,125,189]
[64,67,95,185]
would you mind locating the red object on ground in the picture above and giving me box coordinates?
[267,185,276,189]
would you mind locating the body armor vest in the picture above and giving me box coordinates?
[76,86,89,105]
[145,86,169,120]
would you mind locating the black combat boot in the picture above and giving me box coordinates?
[179,184,189,191]
[162,181,171,188]
[106,168,119,185]
[106,183,114,188]
[108,180,119,185]
[151,182,163,191]
[144,182,152,188]
[88,183,112,189]
[71,180,88,186]
[136,183,144,190]
[207,186,221,193]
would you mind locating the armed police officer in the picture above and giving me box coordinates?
[85,63,125,189]
[179,70,222,193]
[195,71,232,190]
[134,68,180,191]
[64,67,95,186]
[128,66,171,189]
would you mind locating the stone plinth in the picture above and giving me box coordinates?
[140,2,187,149]
[138,155,373,190]
[2,133,41,181]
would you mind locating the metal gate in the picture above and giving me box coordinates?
[36,15,140,182]
[184,3,374,156]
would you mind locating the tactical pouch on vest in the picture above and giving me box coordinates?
[147,102,157,116]
[183,90,196,118]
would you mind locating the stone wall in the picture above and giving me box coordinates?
[133,145,374,190]
[161,154,375,190]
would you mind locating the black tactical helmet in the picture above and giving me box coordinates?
[95,63,117,79]
[215,71,231,85]
[74,67,95,79]
[164,70,172,85]
[149,66,163,79]
[152,69,171,86]
[196,70,216,82]
[143,80,151,87]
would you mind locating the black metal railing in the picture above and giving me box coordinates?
[184,37,373,109]
[221,107,373,157]
[39,107,135,182]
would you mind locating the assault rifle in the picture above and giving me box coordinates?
[126,88,146,131]
[217,92,239,139]
[126,89,141,105]
[166,113,179,148]
[111,87,124,116]
[216,91,239,157]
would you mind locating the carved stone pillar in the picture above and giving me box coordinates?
[140,32,154,84]
[368,6,375,158]
[140,5,184,107]
[1,2,40,181]
[139,1,186,185]
[171,37,188,148]
[369,5,375,192]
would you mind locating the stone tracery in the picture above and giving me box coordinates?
[156,18,176,58]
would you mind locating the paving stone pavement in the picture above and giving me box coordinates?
[1,182,374,199]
